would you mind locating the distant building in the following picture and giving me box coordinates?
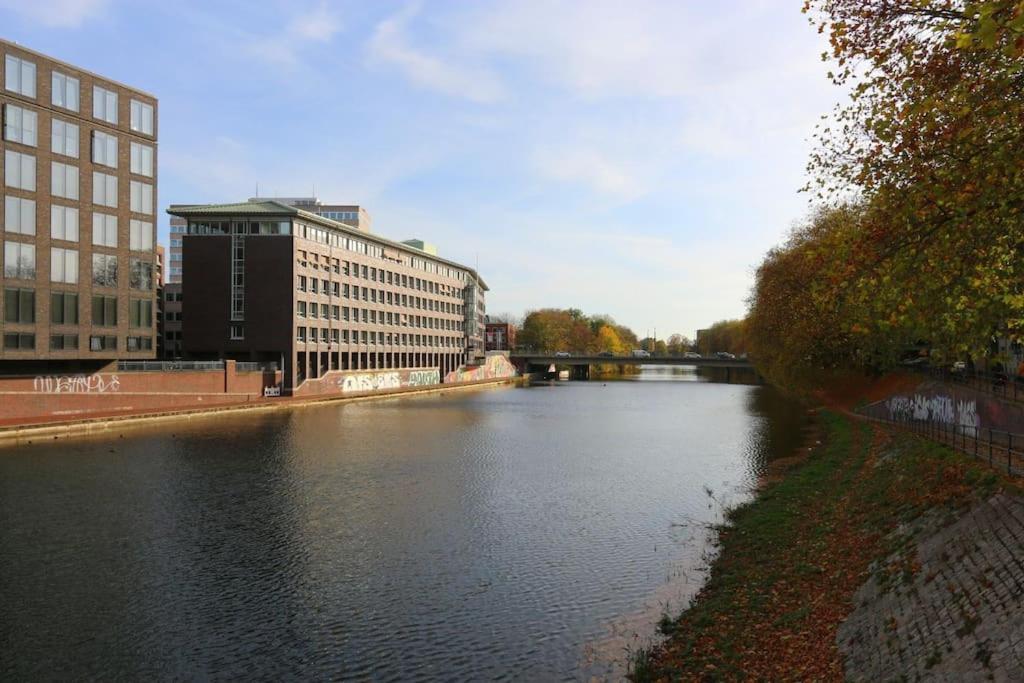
[167,200,487,392]
[485,321,515,351]
[0,38,159,371]
[160,282,182,358]
[248,197,371,232]
[168,214,185,282]
[401,239,437,256]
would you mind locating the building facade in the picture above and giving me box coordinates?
[168,214,185,282]
[168,201,486,392]
[249,197,371,232]
[0,39,158,371]
[485,321,516,351]
[159,281,182,358]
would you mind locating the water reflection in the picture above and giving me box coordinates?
[0,375,804,680]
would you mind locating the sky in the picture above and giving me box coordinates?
[0,0,841,340]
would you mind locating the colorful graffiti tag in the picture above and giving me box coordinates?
[444,354,518,384]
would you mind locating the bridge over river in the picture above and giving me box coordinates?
[510,354,758,381]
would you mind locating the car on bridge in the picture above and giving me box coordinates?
[682,351,702,359]
[597,351,615,357]
[715,352,736,360]
[631,349,651,358]
[554,351,572,358]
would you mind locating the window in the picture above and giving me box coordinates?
[130,99,154,135]
[50,334,79,350]
[4,150,35,190]
[4,287,35,323]
[309,302,318,318]
[297,326,306,342]
[129,259,152,290]
[298,275,307,292]
[331,329,339,344]
[230,325,244,340]
[321,328,329,343]
[297,301,307,317]
[129,142,153,176]
[5,55,36,98]
[4,242,35,279]
[92,254,118,287]
[3,333,35,350]
[92,213,117,247]
[4,196,35,235]
[89,335,117,351]
[92,131,118,168]
[50,248,78,284]
[51,119,79,157]
[129,220,152,251]
[93,85,117,124]
[3,104,37,146]
[92,172,117,207]
[129,298,152,327]
[50,292,78,325]
[129,181,152,214]
[310,279,318,294]
[127,336,153,351]
[50,205,79,241]
[51,162,79,200]
[321,303,328,318]
[91,295,117,326]
[52,72,79,111]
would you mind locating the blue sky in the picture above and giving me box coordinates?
[0,0,839,339]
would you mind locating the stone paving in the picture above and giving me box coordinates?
[838,493,1024,681]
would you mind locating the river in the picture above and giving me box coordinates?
[0,368,806,680]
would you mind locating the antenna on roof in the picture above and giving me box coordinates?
[255,182,259,198]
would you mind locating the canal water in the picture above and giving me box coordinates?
[0,368,806,680]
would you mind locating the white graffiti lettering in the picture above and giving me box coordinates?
[340,371,402,394]
[886,393,978,429]
[408,370,440,387]
[33,374,121,394]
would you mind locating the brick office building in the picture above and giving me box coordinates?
[1,39,158,372]
[168,200,487,393]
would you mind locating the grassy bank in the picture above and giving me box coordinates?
[634,411,1009,681]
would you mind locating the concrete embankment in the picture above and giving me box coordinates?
[635,411,1023,681]
[0,376,516,447]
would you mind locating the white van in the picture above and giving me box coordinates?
[631,349,650,358]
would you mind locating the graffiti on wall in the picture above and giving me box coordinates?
[444,354,518,384]
[33,374,121,394]
[408,369,440,387]
[885,393,979,430]
[340,372,401,393]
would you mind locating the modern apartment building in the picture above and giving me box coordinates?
[249,197,371,232]
[168,200,487,392]
[1,39,158,371]
[168,214,185,282]
[159,281,182,358]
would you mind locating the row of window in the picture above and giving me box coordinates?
[4,151,154,212]
[3,104,154,176]
[4,197,153,248]
[299,252,464,299]
[3,243,153,288]
[296,327,462,348]
[3,288,152,327]
[5,54,155,134]
[295,276,466,315]
[296,301,464,331]
[2,333,153,352]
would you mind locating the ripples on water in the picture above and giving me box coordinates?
[0,367,805,680]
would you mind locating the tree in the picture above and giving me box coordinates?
[666,334,692,355]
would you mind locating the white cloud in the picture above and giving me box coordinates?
[287,1,341,43]
[533,146,643,200]
[366,3,506,104]
[0,0,109,27]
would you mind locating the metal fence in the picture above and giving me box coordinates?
[859,403,1024,477]
[917,365,1024,403]
[117,360,278,373]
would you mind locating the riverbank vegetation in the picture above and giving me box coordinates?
[745,1,1024,391]
[516,308,693,357]
[635,412,1009,681]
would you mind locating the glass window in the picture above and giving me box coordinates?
[50,247,78,284]
[4,150,35,190]
[129,298,152,327]
[89,335,117,351]
[93,85,117,124]
[3,333,35,350]
[91,295,117,326]
[92,253,118,287]
[50,292,79,325]
[129,220,152,250]
[129,180,152,214]
[51,119,79,158]
[51,72,79,111]
[50,205,79,241]
[4,287,35,323]
[50,334,79,350]
[130,99,154,135]
[129,142,153,177]
[3,241,35,279]
[129,258,152,290]
[4,196,35,235]
[3,104,37,146]
[92,213,117,247]
[92,172,117,207]
[4,55,36,98]
[92,130,118,168]
[51,162,79,200]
